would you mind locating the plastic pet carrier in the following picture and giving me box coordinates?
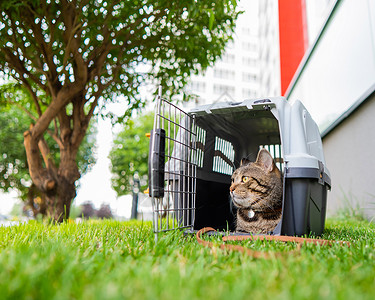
[148,88,331,238]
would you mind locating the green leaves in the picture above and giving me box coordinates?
[0,83,97,198]
[208,9,215,31]
[0,105,32,195]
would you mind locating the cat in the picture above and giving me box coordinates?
[230,148,283,234]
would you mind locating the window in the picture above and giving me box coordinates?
[242,57,257,66]
[241,27,252,36]
[190,81,206,93]
[242,42,257,52]
[213,68,235,80]
[242,72,257,82]
[242,88,257,98]
[221,53,235,64]
[213,84,235,95]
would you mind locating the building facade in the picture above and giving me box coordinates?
[186,1,263,106]
[258,0,281,97]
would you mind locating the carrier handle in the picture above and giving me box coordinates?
[148,128,166,198]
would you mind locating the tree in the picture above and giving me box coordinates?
[110,112,153,196]
[0,0,239,221]
[79,201,96,219]
[0,86,97,218]
[96,204,113,219]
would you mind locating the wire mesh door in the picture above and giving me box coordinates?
[148,87,197,236]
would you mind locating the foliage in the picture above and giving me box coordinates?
[0,83,97,209]
[0,0,240,220]
[0,0,240,121]
[110,112,154,195]
[96,204,113,219]
[79,202,96,219]
[0,218,374,299]
[67,203,82,219]
[78,202,113,219]
[0,101,31,195]
[0,104,97,194]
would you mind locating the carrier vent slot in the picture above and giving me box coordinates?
[213,137,235,175]
[191,126,206,168]
[260,144,283,173]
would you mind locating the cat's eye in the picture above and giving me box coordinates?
[242,176,249,183]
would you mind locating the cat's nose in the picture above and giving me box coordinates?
[230,185,236,192]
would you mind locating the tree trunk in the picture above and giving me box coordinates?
[27,159,79,222]
[27,184,47,217]
[44,177,76,222]
[24,126,81,222]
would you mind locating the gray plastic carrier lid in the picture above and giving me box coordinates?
[189,97,331,188]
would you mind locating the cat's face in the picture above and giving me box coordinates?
[230,149,282,212]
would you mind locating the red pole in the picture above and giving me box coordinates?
[278,0,308,95]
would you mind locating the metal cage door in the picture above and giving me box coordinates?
[148,87,197,236]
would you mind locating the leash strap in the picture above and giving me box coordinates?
[196,227,350,259]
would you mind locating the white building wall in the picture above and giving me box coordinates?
[286,0,375,219]
[287,0,375,131]
[305,0,336,43]
[323,91,375,219]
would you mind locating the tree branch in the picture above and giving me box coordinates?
[21,79,43,117]
[3,46,46,94]
[8,100,38,122]
[1,47,43,115]
[30,80,84,141]
[85,63,122,121]
[70,93,86,147]
[61,1,87,84]
[24,125,56,192]
[9,14,47,77]
[38,136,58,175]
[25,7,59,85]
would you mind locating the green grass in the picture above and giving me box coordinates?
[0,218,374,300]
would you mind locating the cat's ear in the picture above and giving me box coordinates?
[240,158,251,166]
[256,149,274,172]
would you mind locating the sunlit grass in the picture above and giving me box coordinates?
[0,218,374,299]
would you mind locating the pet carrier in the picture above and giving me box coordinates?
[148,88,331,238]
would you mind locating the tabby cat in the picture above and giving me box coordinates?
[230,148,283,234]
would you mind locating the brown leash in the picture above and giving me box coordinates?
[196,227,350,259]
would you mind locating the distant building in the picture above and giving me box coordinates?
[258,0,280,97]
[186,1,261,105]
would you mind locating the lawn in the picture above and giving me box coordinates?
[0,218,374,300]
